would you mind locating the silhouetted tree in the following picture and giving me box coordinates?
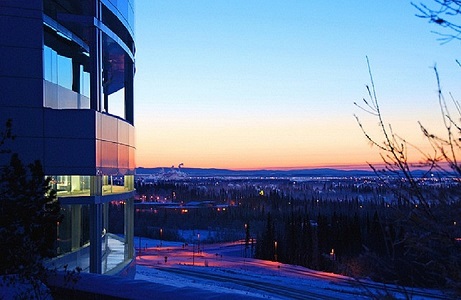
[0,120,62,297]
[366,211,387,256]
[256,213,276,261]
[355,60,461,293]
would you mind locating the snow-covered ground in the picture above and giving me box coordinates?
[134,237,449,300]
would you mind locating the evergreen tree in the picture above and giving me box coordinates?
[367,211,387,256]
[0,120,62,295]
[257,213,275,261]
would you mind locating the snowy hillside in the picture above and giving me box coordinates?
[134,238,448,300]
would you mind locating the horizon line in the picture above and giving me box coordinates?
[137,164,378,171]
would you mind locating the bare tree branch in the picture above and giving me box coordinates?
[355,59,461,293]
[412,1,461,42]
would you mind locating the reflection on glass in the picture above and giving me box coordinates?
[44,46,57,83]
[54,204,90,269]
[43,45,90,109]
[80,65,90,98]
[44,80,90,109]
[57,54,72,90]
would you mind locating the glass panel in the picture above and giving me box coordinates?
[44,80,90,109]
[101,114,118,142]
[124,175,134,191]
[127,4,134,34]
[107,87,125,119]
[101,141,118,169]
[53,175,91,197]
[54,204,90,272]
[57,84,79,109]
[44,46,55,82]
[51,175,132,197]
[43,80,58,108]
[118,144,129,170]
[96,139,102,169]
[102,175,133,195]
[118,119,129,145]
[57,204,72,255]
[129,146,135,172]
[102,175,111,194]
[118,1,129,22]
[78,93,90,109]
[128,124,135,147]
[103,234,127,274]
[57,54,72,90]
[80,65,90,98]
[44,40,90,109]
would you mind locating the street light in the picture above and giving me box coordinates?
[56,221,60,255]
[197,233,200,253]
[330,248,336,261]
[160,228,163,247]
[244,223,248,258]
[138,236,142,257]
[274,241,278,262]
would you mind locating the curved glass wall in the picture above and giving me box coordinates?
[103,0,135,38]
[53,201,131,274]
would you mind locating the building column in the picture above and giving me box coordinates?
[124,54,134,125]
[89,202,102,274]
[124,197,134,260]
[72,60,81,93]
[103,201,109,251]
[72,60,82,108]
[89,175,102,273]
[103,92,109,113]
[90,0,102,112]
[71,204,82,251]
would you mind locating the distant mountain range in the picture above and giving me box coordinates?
[135,166,448,178]
[135,167,380,178]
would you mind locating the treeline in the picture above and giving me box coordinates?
[254,203,461,289]
[120,180,461,289]
[254,209,391,274]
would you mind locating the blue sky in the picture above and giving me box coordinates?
[133,1,461,169]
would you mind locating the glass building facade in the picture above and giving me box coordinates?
[0,0,136,276]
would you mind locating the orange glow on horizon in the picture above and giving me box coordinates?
[136,142,438,171]
[136,156,391,171]
[135,103,447,171]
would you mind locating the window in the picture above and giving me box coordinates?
[80,65,90,98]
[43,44,90,109]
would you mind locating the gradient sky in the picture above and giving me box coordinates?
[133,1,461,170]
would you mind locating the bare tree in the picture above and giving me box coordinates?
[413,0,461,43]
[354,58,461,294]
